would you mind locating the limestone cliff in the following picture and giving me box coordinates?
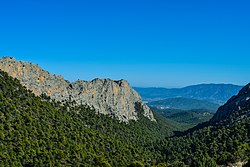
[0,56,155,122]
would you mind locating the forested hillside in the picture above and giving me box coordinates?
[0,70,249,166]
[0,70,178,166]
[153,109,250,166]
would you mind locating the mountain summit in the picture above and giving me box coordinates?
[0,56,155,122]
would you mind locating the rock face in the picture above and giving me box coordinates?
[211,83,250,122]
[0,56,155,122]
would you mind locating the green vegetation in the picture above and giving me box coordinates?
[0,70,177,166]
[151,107,214,128]
[0,70,249,166]
[152,110,250,166]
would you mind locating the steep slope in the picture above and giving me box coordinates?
[148,97,219,111]
[154,114,250,166]
[0,60,249,166]
[0,56,155,122]
[0,70,183,166]
[134,84,242,104]
[0,70,121,166]
[152,83,250,166]
[211,83,250,122]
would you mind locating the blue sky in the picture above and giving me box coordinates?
[0,0,249,87]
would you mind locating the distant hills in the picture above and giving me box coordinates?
[151,107,214,128]
[134,84,242,104]
[148,97,220,111]
[154,80,250,166]
[148,97,219,127]
[136,84,242,127]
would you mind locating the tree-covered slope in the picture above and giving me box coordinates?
[152,109,250,166]
[0,70,133,166]
[151,83,250,166]
[0,70,179,166]
[0,70,249,167]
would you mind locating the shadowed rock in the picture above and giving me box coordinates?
[211,83,250,122]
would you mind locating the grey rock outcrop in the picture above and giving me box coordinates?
[211,83,250,122]
[0,56,155,122]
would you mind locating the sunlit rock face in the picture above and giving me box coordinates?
[0,56,155,122]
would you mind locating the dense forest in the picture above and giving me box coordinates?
[0,70,249,166]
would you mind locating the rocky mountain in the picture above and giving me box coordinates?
[211,83,250,122]
[134,84,242,104]
[0,56,155,122]
[0,57,249,166]
[148,97,219,111]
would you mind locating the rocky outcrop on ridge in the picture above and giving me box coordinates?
[0,56,155,122]
[211,83,250,122]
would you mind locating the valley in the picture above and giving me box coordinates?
[0,57,249,166]
[1,0,249,166]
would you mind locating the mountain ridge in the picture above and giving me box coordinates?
[134,84,242,104]
[0,57,249,166]
[211,83,250,123]
[0,56,155,122]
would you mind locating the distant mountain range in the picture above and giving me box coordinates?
[134,84,242,104]
[183,82,250,135]
[148,97,220,111]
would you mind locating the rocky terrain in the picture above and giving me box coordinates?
[211,83,250,122]
[0,56,155,122]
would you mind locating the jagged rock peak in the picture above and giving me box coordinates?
[211,83,250,122]
[0,56,155,122]
[2,56,16,61]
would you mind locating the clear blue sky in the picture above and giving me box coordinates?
[0,0,249,87]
